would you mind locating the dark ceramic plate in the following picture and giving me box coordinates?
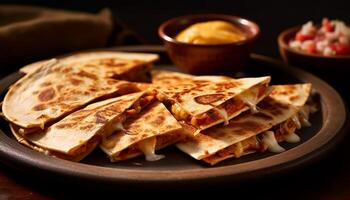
[0,46,346,188]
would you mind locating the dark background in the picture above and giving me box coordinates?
[1,0,349,58]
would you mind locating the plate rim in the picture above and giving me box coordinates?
[0,45,347,185]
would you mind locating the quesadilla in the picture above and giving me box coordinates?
[101,102,183,162]
[10,91,156,161]
[2,57,143,131]
[19,51,159,82]
[176,84,313,165]
[152,70,271,133]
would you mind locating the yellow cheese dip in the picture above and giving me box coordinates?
[175,20,246,44]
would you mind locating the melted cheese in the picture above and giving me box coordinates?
[291,115,302,129]
[285,133,301,143]
[212,107,229,125]
[236,87,259,113]
[113,122,124,132]
[262,131,285,153]
[299,106,311,127]
[137,137,165,161]
[233,142,244,158]
[171,103,189,120]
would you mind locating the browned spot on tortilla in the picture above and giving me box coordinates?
[271,90,288,95]
[79,124,94,130]
[69,78,83,85]
[286,85,297,90]
[128,137,137,142]
[38,87,56,102]
[253,112,273,120]
[95,111,107,124]
[144,114,152,121]
[100,59,131,67]
[141,133,148,138]
[56,85,64,91]
[165,125,174,129]
[195,94,225,105]
[32,91,39,95]
[56,123,75,129]
[76,71,98,80]
[289,95,300,101]
[36,114,49,120]
[216,81,241,89]
[61,67,73,73]
[192,80,210,86]
[131,124,141,130]
[33,104,46,111]
[89,87,98,92]
[107,79,118,85]
[40,82,52,87]
[151,115,165,126]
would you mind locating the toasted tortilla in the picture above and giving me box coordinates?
[2,57,143,130]
[100,102,183,162]
[152,70,271,132]
[19,91,155,159]
[10,124,98,162]
[20,51,159,82]
[269,84,311,107]
[176,84,312,165]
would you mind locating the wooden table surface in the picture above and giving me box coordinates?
[0,62,349,199]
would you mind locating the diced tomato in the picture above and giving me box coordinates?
[329,43,350,55]
[322,18,335,32]
[304,42,317,54]
[296,32,314,42]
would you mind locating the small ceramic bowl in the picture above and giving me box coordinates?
[278,26,350,80]
[158,14,260,75]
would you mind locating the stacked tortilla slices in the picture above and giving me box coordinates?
[1,52,316,165]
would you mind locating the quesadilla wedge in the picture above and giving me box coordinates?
[101,102,183,162]
[2,57,143,131]
[19,51,159,82]
[152,70,271,133]
[176,84,313,165]
[10,91,156,161]
[10,124,97,162]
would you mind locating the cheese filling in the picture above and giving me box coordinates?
[262,131,285,153]
[285,133,301,143]
[291,115,302,129]
[137,137,165,161]
[171,103,190,120]
[236,86,260,113]
[212,107,229,125]
[299,105,312,127]
[169,84,267,131]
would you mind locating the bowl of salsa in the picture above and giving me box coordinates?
[278,18,350,81]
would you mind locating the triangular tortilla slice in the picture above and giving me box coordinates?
[2,57,143,130]
[19,51,159,82]
[10,124,98,162]
[10,91,156,161]
[176,84,312,165]
[152,70,271,133]
[100,102,183,162]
